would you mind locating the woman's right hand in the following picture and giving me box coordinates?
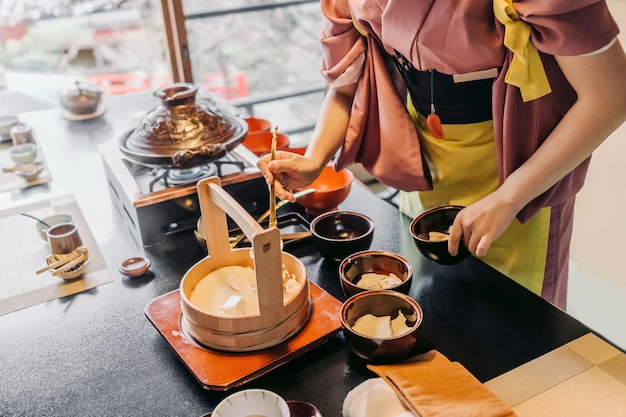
[255,81,357,202]
[257,151,325,202]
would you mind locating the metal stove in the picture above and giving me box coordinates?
[100,139,268,247]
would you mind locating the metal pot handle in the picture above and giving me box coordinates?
[155,83,197,105]
[171,143,228,168]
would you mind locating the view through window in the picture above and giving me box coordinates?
[1,0,325,139]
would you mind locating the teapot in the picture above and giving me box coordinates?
[59,81,103,115]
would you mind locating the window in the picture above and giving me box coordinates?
[162,0,325,140]
[0,1,325,141]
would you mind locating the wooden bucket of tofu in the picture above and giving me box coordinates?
[179,176,311,352]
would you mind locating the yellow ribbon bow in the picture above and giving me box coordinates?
[494,0,551,101]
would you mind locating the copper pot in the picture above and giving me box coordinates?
[119,83,248,168]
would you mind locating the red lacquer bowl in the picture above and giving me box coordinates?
[296,166,353,216]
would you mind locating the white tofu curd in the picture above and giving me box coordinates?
[189,265,301,317]
[355,272,403,290]
[351,310,411,338]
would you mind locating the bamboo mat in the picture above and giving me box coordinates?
[485,333,626,416]
[0,194,113,316]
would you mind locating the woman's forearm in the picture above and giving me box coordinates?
[305,82,358,171]
[496,40,626,213]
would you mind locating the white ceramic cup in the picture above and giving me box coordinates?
[47,223,82,255]
[10,122,35,145]
[36,213,75,241]
[212,389,290,417]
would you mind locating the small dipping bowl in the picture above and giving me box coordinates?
[310,211,374,262]
[341,290,423,362]
[339,250,413,296]
[9,143,37,164]
[14,163,44,181]
[409,205,470,265]
[212,389,290,417]
[36,213,75,241]
[119,257,151,277]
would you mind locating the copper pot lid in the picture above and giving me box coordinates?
[119,83,248,168]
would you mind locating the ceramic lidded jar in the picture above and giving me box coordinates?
[118,83,248,168]
[59,81,103,115]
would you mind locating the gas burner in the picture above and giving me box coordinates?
[100,141,266,247]
[151,165,217,190]
[169,166,212,182]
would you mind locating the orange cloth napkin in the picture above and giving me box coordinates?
[368,350,516,417]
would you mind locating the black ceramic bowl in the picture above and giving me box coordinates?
[310,211,374,262]
[339,250,413,296]
[409,205,470,265]
[341,290,423,362]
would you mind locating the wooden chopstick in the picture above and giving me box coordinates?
[2,163,41,174]
[281,231,312,241]
[231,231,312,246]
[51,253,88,277]
[36,250,82,275]
[269,125,278,229]
[228,188,316,248]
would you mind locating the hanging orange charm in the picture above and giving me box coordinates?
[427,112,445,139]
[427,70,445,139]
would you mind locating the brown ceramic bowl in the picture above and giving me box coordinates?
[409,205,470,265]
[339,250,413,296]
[242,131,290,157]
[310,211,374,262]
[296,166,353,216]
[244,117,272,134]
[341,290,423,362]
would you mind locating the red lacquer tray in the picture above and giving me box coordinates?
[145,282,343,391]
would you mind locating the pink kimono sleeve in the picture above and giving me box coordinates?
[516,0,619,56]
[493,0,620,223]
[319,0,366,83]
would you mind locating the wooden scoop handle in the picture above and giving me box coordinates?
[196,177,285,326]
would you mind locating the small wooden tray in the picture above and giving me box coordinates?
[145,282,343,391]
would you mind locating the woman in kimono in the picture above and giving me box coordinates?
[257,0,626,309]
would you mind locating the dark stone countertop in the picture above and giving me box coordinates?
[0,93,596,417]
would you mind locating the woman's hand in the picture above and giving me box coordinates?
[447,191,520,257]
[257,151,325,202]
[254,79,357,201]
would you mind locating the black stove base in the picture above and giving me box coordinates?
[108,175,269,247]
